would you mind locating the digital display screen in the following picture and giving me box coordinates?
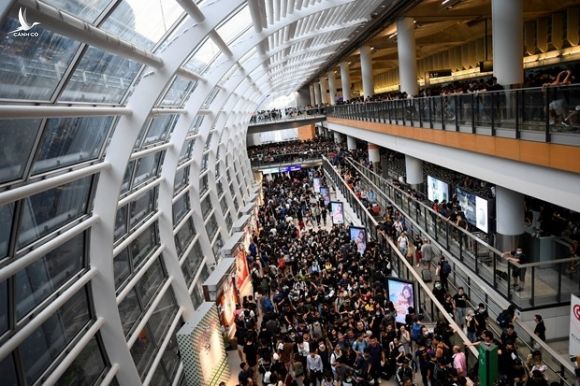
[388,278,415,325]
[475,196,488,233]
[455,187,488,233]
[320,186,330,206]
[330,201,344,224]
[313,177,321,193]
[349,226,367,256]
[427,176,449,202]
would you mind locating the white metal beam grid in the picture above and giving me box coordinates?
[0,0,385,385]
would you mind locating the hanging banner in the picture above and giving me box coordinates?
[571,294,580,356]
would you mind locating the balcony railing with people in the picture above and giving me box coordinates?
[249,107,327,125]
[328,84,580,144]
[322,155,577,386]
[344,156,580,310]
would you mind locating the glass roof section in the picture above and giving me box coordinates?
[184,37,221,75]
[216,5,252,44]
[42,0,112,23]
[100,0,185,50]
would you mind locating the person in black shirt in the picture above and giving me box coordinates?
[534,314,546,342]
[453,287,469,328]
[474,303,489,335]
[503,248,528,291]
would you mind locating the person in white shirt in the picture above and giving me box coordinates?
[306,350,323,385]
[330,345,342,378]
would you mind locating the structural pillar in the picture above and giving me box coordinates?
[359,46,374,100]
[397,18,419,97]
[309,84,315,106]
[404,154,423,189]
[328,71,336,106]
[313,82,321,106]
[347,136,357,151]
[495,186,525,251]
[492,0,523,86]
[340,61,351,102]
[334,131,343,145]
[368,143,380,170]
[319,77,328,105]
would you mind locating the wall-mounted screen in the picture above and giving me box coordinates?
[475,196,488,233]
[349,226,367,256]
[330,201,344,224]
[320,186,330,206]
[427,176,449,202]
[313,177,321,193]
[455,187,488,233]
[387,278,415,325]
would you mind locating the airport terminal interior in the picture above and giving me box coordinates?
[1,0,580,385]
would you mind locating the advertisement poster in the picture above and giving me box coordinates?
[349,226,367,256]
[320,186,331,206]
[455,187,476,226]
[330,201,344,225]
[475,196,488,233]
[216,278,236,336]
[388,278,415,325]
[427,176,449,202]
[313,177,321,193]
[570,294,580,356]
[235,247,250,291]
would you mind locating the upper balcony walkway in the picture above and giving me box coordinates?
[247,109,326,133]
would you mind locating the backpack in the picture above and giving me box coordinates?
[411,322,423,341]
[496,310,510,329]
[441,261,451,275]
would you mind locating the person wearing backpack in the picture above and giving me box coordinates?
[497,304,517,329]
[436,256,452,291]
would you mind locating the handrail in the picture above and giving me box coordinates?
[347,157,579,268]
[325,156,576,384]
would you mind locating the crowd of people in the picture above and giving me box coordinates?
[248,139,338,164]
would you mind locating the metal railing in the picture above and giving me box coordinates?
[323,156,577,385]
[249,107,327,125]
[346,156,580,310]
[328,84,580,144]
[249,152,327,168]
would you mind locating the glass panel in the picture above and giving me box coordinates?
[118,288,141,336]
[43,0,111,22]
[132,153,162,189]
[136,258,165,308]
[220,197,228,214]
[200,195,212,219]
[202,89,219,109]
[114,205,128,242]
[150,365,171,386]
[130,325,156,379]
[0,354,18,386]
[191,283,203,309]
[101,0,184,50]
[138,115,178,149]
[15,233,85,320]
[216,5,252,43]
[172,195,189,225]
[206,215,218,240]
[173,167,188,193]
[0,280,7,335]
[55,336,106,386]
[0,119,41,184]
[0,204,14,259]
[129,187,157,229]
[33,117,114,174]
[161,333,180,380]
[184,241,203,279]
[184,38,220,74]
[20,288,90,385]
[130,224,158,269]
[178,140,193,163]
[0,6,80,100]
[200,152,209,172]
[148,291,177,342]
[175,219,194,257]
[60,46,141,103]
[160,77,197,107]
[188,115,204,134]
[113,248,130,290]
[17,176,92,248]
[216,179,224,196]
[199,174,209,196]
[120,160,135,196]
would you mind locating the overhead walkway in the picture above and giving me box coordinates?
[247,111,326,133]
[321,155,578,386]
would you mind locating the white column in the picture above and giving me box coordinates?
[328,71,336,106]
[347,136,357,151]
[397,17,418,97]
[313,82,321,106]
[340,61,351,102]
[368,143,380,163]
[319,77,329,105]
[404,154,423,185]
[334,131,343,144]
[496,186,525,235]
[359,46,374,100]
[492,0,523,85]
[309,84,315,106]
